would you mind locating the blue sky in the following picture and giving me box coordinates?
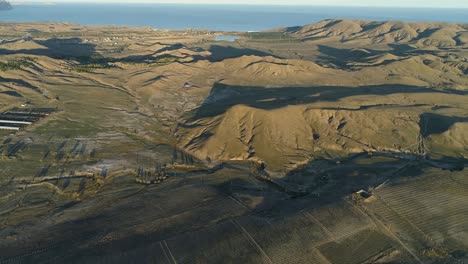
[10,0,468,8]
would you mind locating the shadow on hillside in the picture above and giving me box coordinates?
[419,113,468,138]
[0,38,98,59]
[119,43,186,63]
[318,45,387,68]
[0,91,22,97]
[0,39,279,66]
[182,83,459,122]
[216,156,423,215]
[204,45,280,62]
[388,43,443,55]
[317,44,441,69]
[0,77,41,93]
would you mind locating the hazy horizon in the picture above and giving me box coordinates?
[9,0,468,9]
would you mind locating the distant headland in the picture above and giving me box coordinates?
[0,0,12,11]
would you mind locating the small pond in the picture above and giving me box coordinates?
[215,35,240,42]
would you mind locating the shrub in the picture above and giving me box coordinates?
[0,57,37,71]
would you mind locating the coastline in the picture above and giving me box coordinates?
[2,4,467,32]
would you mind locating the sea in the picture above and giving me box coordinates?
[1,4,467,32]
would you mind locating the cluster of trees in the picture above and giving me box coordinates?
[135,165,169,185]
[172,149,195,165]
[0,57,37,71]
[43,140,92,163]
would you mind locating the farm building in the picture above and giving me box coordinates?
[0,107,55,131]
[0,123,22,130]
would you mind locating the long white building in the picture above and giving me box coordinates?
[0,125,20,131]
[0,120,32,125]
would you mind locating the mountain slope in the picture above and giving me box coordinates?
[277,19,468,48]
